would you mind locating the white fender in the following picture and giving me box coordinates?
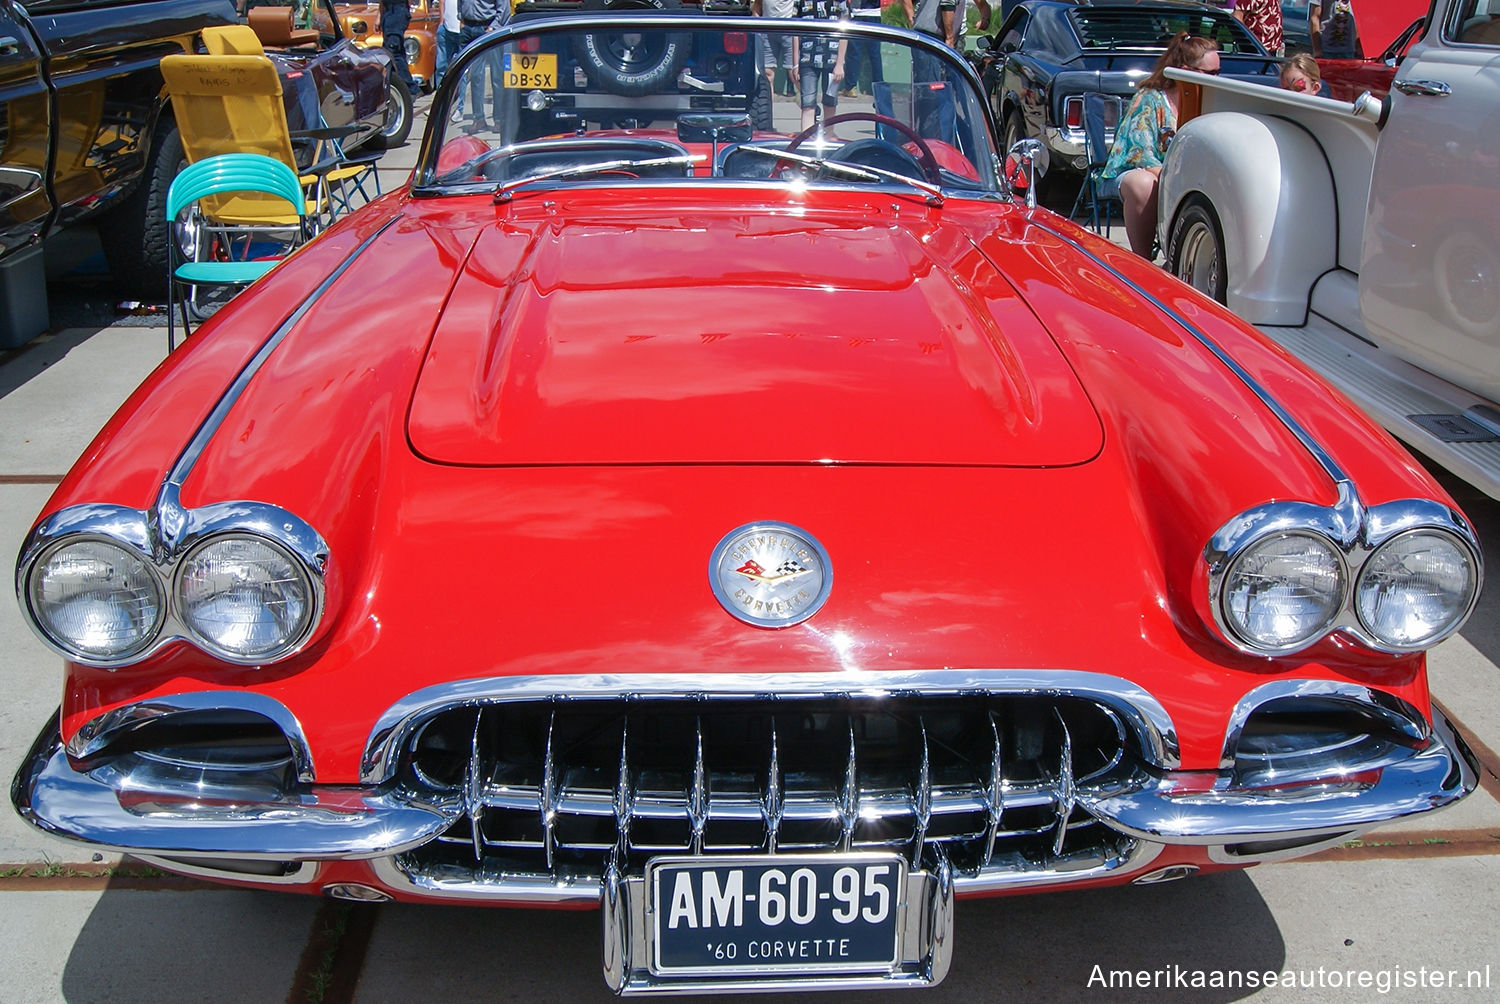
[1159,112,1336,325]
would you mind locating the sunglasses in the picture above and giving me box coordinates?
[1197,65,1221,75]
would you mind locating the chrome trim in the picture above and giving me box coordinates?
[369,817,1165,905]
[65,691,317,784]
[361,670,1183,781]
[1132,864,1198,884]
[1204,830,1357,865]
[13,218,397,670]
[135,854,320,885]
[1218,680,1429,770]
[17,502,329,668]
[1081,712,1477,846]
[1023,219,1484,657]
[11,719,458,860]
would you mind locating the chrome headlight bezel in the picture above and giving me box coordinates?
[1203,491,1483,657]
[16,501,328,670]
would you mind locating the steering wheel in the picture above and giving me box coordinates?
[785,113,942,184]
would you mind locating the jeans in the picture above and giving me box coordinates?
[380,4,418,94]
[435,26,460,89]
[458,23,500,125]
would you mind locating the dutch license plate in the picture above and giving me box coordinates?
[648,854,905,976]
[503,52,556,89]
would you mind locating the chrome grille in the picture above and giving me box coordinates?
[394,694,1141,889]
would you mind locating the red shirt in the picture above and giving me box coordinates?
[1239,0,1285,54]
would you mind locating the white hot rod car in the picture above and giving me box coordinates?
[1159,0,1500,500]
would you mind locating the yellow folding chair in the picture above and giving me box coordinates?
[160,52,379,226]
[198,27,382,213]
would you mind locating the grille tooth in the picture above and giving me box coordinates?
[613,720,632,862]
[466,713,484,864]
[838,720,858,852]
[763,724,783,853]
[983,711,1004,866]
[912,718,932,868]
[688,718,708,855]
[540,710,558,870]
[1052,710,1076,857]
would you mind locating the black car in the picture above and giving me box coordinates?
[979,1,1277,181]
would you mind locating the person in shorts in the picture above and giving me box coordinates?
[758,0,800,98]
[793,0,850,130]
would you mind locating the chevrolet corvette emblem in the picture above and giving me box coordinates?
[711,522,832,628]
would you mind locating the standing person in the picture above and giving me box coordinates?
[435,0,461,90]
[758,0,800,99]
[1309,0,1360,58]
[1100,32,1220,259]
[380,0,419,96]
[793,0,850,131]
[947,0,991,49]
[1234,0,1284,56]
[456,0,501,130]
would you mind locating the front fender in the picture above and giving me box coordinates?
[1160,112,1336,324]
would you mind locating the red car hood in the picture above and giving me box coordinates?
[407,210,1103,466]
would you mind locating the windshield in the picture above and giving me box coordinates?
[1070,5,1265,55]
[417,15,1001,197]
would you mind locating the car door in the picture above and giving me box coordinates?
[1359,0,1500,403]
[0,0,49,257]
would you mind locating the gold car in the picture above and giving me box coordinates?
[337,0,440,90]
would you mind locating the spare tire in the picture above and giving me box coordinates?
[572,0,691,97]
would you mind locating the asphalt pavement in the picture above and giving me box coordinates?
[2,91,1498,1004]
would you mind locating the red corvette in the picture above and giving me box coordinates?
[11,14,1484,995]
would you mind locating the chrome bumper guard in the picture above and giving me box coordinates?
[600,858,955,995]
[1081,713,1479,845]
[10,719,457,860]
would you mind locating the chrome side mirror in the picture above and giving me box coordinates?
[1004,138,1050,208]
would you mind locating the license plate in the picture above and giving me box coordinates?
[503,52,556,90]
[648,854,905,976]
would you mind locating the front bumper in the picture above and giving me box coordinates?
[12,705,1479,875]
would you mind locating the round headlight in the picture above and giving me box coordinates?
[1221,531,1346,653]
[27,539,164,661]
[405,36,420,63]
[176,534,316,662]
[1356,529,1477,650]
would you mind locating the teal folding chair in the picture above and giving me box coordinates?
[166,153,313,351]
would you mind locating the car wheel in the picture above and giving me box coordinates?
[1168,197,1228,304]
[370,77,414,149]
[751,73,773,132]
[572,0,690,98]
[98,116,183,298]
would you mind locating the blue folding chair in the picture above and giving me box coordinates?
[166,153,313,351]
[1069,92,1124,236]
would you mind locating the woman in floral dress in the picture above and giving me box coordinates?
[1101,33,1221,258]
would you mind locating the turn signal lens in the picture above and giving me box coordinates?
[27,540,163,661]
[1356,530,1477,650]
[1222,532,1345,653]
[177,535,315,663]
